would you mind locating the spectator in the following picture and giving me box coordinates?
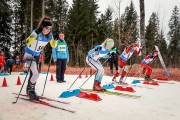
[6,57,14,74]
[52,33,69,83]
[15,56,21,71]
[0,51,5,73]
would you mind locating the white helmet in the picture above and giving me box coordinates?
[106,38,114,48]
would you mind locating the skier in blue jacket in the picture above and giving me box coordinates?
[24,16,57,100]
[86,38,114,91]
[52,33,69,83]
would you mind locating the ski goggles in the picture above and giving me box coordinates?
[44,27,52,31]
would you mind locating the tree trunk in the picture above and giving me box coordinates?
[139,0,146,56]
[30,0,33,32]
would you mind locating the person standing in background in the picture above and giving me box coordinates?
[15,56,21,71]
[52,33,69,83]
[108,47,119,76]
[6,57,14,74]
[0,51,5,74]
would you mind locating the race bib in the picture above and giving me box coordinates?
[57,45,66,53]
[29,40,47,52]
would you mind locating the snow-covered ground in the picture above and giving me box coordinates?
[0,72,180,120]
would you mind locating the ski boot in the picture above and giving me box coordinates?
[118,77,128,85]
[119,80,128,85]
[145,75,155,82]
[26,84,39,100]
[93,81,106,91]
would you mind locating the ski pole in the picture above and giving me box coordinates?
[79,58,109,89]
[13,35,40,104]
[123,61,133,83]
[67,66,87,90]
[130,58,157,80]
[41,53,53,96]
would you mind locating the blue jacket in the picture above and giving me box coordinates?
[25,30,53,56]
[87,45,110,61]
[52,39,69,61]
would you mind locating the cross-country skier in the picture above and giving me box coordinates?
[86,38,114,91]
[112,43,142,84]
[23,16,57,100]
[140,50,158,81]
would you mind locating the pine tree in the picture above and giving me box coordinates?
[65,0,99,66]
[158,30,168,67]
[168,6,180,68]
[117,1,139,64]
[44,0,69,63]
[96,7,113,43]
[0,0,13,58]
[139,0,146,56]
[119,1,138,46]
[11,0,29,59]
[145,12,160,54]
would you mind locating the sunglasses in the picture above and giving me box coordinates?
[44,27,52,31]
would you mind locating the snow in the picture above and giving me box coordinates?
[0,72,180,120]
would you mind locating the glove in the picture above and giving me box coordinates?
[54,34,59,40]
[95,46,102,51]
[35,26,43,34]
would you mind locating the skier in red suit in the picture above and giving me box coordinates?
[113,43,142,84]
[140,50,158,81]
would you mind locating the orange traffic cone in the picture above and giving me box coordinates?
[79,74,82,79]
[50,74,54,81]
[16,76,21,85]
[85,72,88,78]
[1,77,8,87]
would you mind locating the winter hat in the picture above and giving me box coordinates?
[42,18,52,27]
[42,21,52,27]
[106,38,114,48]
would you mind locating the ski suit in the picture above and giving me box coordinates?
[24,30,57,84]
[113,45,141,80]
[140,53,157,76]
[86,45,110,82]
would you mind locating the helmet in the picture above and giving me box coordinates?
[153,50,158,53]
[152,50,158,57]
[106,38,114,48]
[131,43,139,47]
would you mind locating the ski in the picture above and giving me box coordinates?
[155,80,175,84]
[13,93,70,104]
[80,89,141,98]
[155,46,170,78]
[15,96,76,113]
[105,81,153,89]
